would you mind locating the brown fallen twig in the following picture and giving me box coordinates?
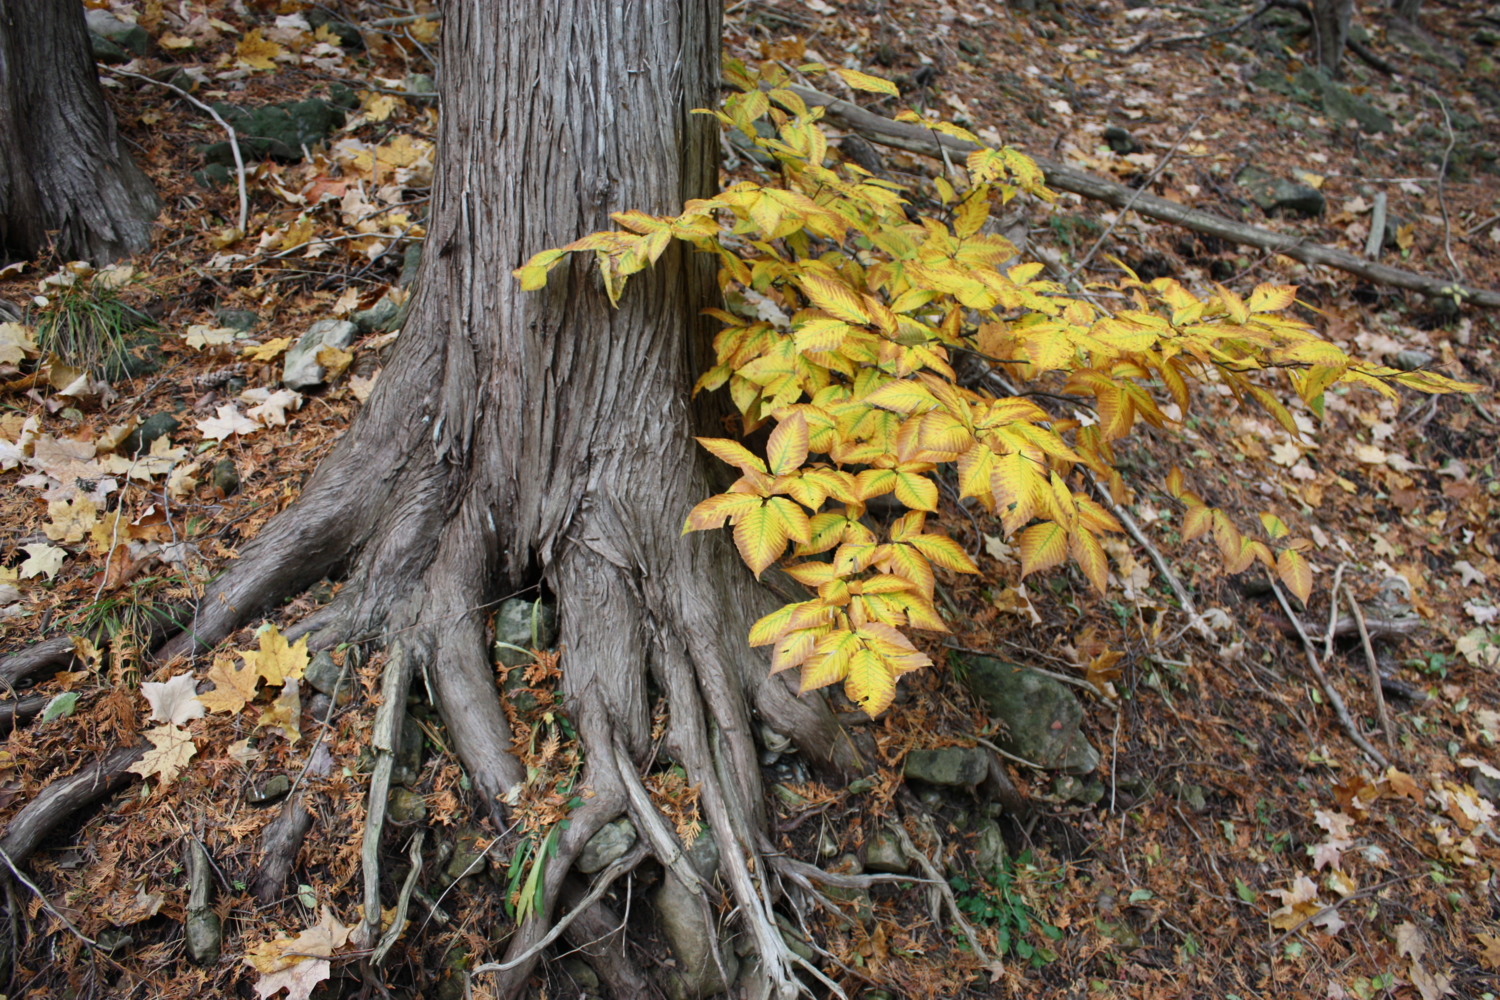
[1343,585,1396,750]
[788,85,1500,307]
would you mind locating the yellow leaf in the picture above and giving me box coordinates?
[44,496,97,544]
[235,29,285,71]
[684,492,764,532]
[697,436,767,474]
[1070,527,1109,594]
[844,647,899,716]
[765,413,809,477]
[128,724,197,785]
[315,344,354,381]
[1018,521,1068,579]
[242,625,309,687]
[1277,548,1313,605]
[198,655,261,714]
[798,273,870,325]
[258,683,301,744]
[243,337,291,362]
[733,502,790,576]
[833,68,900,98]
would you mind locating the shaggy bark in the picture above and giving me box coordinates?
[151,1,862,995]
[0,0,159,263]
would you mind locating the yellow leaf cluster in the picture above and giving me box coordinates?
[517,61,1478,715]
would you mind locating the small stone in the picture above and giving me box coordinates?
[444,828,488,884]
[352,295,403,333]
[773,783,808,807]
[846,777,876,796]
[303,650,352,703]
[492,598,558,665]
[392,713,425,786]
[818,829,839,858]
[1470,765,1500,802]
[1235,166,1325,218]
[775,913,815,962]
[387,787,427,823]
[90,33,128,62]
[183,840,221,966]
[655,828,736,1000]
[119,412,180,458]
[1103,125,1139,154]
[214,308,260,333]
[247,774,290,805]
[576,818,636,874]
[405,73,436,95]
[904,747,989,787]
[307,693,333,723]
[863,828,908,874]
[86,10,147,57]
[962,656,1101,774]
[559,958,599,994]
[1392,349,1433,372]
[211,458,239,496]
[974,818,1008,874]
[282,319,358,391]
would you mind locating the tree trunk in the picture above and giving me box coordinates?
[1392,0,1422,21]
[155,1,860,995]
[0,0,158,263]
[1309,0,1353,77]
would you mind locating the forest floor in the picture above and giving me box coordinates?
[1,0,1499,998]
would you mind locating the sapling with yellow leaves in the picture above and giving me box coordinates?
[517,59,1476,717]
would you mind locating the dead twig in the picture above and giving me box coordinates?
[1269,577,1389,769]
[101,67,247,234]
[1122,0,1273,56]
[1342,585,1396,750]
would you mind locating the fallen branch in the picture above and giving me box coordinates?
[0,744,143,866]
[1342,585,1396,750]
[1269,577,1389,769]
[101,67,248,235]
[788,85,1500,307]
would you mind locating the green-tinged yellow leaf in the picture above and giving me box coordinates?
[798,272,870,324]
[765,412,810,476]
[907,532,979,574]
[1277,548,1313,605]
[793,318,852,353]
[833,68,900,98]
[1247,283,1297,313]
[863,379,940,414]
[800,629,860,692]
[1181,504,1213,542]
[684,492,765,533]
[697,436,767,473]
[1017,521,1069,579]
[892,471,938,511]
[855,468,897,499]
[844,647,897,715]
[1071,527,1109,594]
[734,501,789,576]
[1258,512,1290,540]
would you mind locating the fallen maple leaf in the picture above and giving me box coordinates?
[243,337,292,362]
[0,321,36,365]
[1268,875,1321,930]
[254,958,329,1000]
[1270,441,1302,467]
[43,496,97,543]
[314,344,353,381]
[197,403,261,441]
[1476,933,1500,970]
[141,673,206,726]
[184,325,236,350]
[1455,560,1488,587]
[236,28,285,70]
[242,625,309,686]
[128,724,197,783]
[19,543,65,580]
[198,656,261,714]
[245,388,304,427]
[258,683,302,744]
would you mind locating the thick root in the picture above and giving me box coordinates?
[0,745,143,866]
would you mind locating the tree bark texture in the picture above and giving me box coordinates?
[1310,0,1353,76]
[154,1,861,995]
[1392,0,1422,22]
[0,0,158,263]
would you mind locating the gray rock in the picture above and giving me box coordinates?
[1236,166,1325,218]
[91,33,128,62]
[1294,68,1393,134]
[1470,765,1500,803]
[559,957,599,994]
[1103,125,1139,154]
[282,319,357,390]
[974,818,1008,874]
[655,830,737,1000]
[303,650,352,703]
[215,308,260,333]
[86,10,147,57]
[398,243,423,288]
[823,854,875,927]
[352,295,403,333]
[444,827,488,884]
[388,787,427,823]
[305,10,365,50]
[405,73,436,95]
[492,598,558,666]
[963,656,1101,774]
[211,458,239,496]
[576,818,636,874]
[904,747,988,787]
[392,712,425,786]
[1392,349,1433,371]
[307,693,333,723]
[775,913,815,962]
[1387,20,1465,71]
[1054,774,1107,805]
[864,828,908,874]
[197,99,347,166]
[247,774,290,806]
[119,412,179,457]
[183,840,221,966]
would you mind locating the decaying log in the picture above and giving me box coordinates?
[788,85,1500,308]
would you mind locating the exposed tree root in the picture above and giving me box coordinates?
[556,874,649,998]
[0,744,142,867]
[0,637,76,691]
[252,740,333,905]
[0,694,47,736]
